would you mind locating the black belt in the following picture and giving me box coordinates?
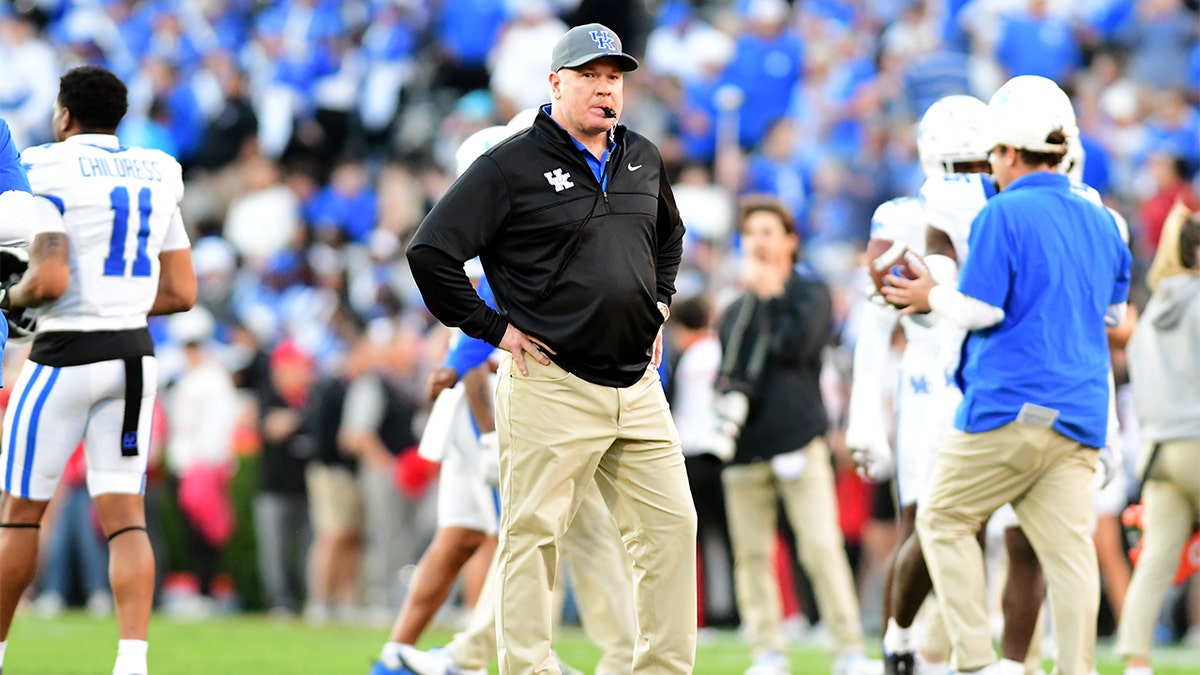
[121,357,143,457]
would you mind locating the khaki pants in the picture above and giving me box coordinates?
[446,483,637,674]
[721,438,865,658]
[494,357,697,674]
[1116,439,1200,660]
[917,423,1099,674]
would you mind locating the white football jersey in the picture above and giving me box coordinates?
[868,196,938,345]
[918,172,994,262]
[23,134,189,332]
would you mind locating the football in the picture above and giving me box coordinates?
[865,238,930,300]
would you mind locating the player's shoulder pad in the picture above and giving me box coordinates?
[1069,180,1103,207]
[18,141,60,166]
[919,173,990,234]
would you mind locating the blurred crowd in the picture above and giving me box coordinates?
[2,0,1198,647]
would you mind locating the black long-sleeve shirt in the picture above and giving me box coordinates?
[717,271,833,463]
[407,109,685,388]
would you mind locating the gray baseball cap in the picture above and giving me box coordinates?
[550,23,639,72]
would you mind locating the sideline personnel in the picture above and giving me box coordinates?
[407,23,697,675]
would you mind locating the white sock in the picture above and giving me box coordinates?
[0,640,7,667]
[380,642,407,669]
[883,618,914,654]
[112,639,148,675]
[1124,668,1152,675]
[996,659,1026,675]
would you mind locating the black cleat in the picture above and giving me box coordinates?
[884,650,915,675]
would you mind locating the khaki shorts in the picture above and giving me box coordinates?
[306,464,364,533]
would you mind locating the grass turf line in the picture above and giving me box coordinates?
[4,613,1198,674]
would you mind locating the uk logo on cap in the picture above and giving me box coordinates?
[590,30,615,51]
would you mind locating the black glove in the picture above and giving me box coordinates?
[0,283,15,314]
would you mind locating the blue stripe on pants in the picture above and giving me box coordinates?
[5,364,43,494]
[20,366,60,498]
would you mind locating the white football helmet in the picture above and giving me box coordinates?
[1059,132,1085,182]
[506,107,539,133]
[917,95,991,177]
[454,110,538,178]
[455,125,513,178]
[988,75,1077,154]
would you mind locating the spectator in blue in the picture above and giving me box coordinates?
[308,157,378,246]
[361,1,422,139]
[117,97,180,158]
[255,0,346,47]
[200,0,255,55]
[431,0,508,94]
[672,70,724,164]
[48,9,137,83]
[133,56,205,163]
[1142,88,1200,173]
[745,117,812,238]
[248,6,340,159]
[136,4,207,76]
[994,0,1081,83]
[719,0,803,149]
[1113,0,1197,90]
[939,0,974,53]
[1079,133,1114,197]
[802,0,860,30]
[1190,42,1200,94]
[1086,0,1136,43]
[817,40,877,160]
[904,48,972,120]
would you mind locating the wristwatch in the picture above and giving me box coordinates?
[656,301,670,322]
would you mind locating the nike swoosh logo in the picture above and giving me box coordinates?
[627,163,643,172]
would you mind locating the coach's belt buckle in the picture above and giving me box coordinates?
[1016,403,1058,428]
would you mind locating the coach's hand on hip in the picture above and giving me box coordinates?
[499,323,554,376]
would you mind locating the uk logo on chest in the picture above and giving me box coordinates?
[544,168,574,192]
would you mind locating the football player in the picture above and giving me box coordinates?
[847,94,991,675]
[0,66,196,675]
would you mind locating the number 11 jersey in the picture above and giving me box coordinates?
[22,133,189,332]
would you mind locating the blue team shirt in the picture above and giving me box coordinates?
[0,120,31,195]
[955,172,1131,448]
[0,118,31,381]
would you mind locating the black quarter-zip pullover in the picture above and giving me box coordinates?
[407,108,686,388]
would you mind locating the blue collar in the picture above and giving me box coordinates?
[542,104,612,188]
[1004,171,1069,192]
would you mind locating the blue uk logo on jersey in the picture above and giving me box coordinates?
[590,30,615,51]
[910,375,929,395]
[122,431,138,450]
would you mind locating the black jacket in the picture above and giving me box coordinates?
[408,108,685,387]
[717,271,832,464]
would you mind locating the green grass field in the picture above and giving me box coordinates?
[4,613,1199,674]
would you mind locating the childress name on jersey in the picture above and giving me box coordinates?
[22,135,189,333]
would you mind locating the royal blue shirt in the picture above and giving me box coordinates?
[996,14,1081,83]
[542,104,612,189]
[0,120,31,196]
[955,172,1131,448]
[0,118,31,380]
